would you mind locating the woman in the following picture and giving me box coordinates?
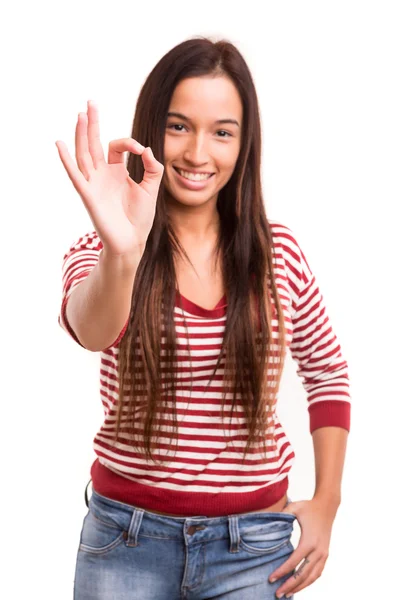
[57,37,351,600]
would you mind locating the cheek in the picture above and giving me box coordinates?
[218,156,239,179]
[217,143,240,170]
[163,136,183,161]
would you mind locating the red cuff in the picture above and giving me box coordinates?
[309,400,351,433]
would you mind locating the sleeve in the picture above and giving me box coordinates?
[58,231,129,350]
[283,225,351,434]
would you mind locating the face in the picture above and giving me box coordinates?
[163,75,242,207]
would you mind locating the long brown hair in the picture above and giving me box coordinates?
[113,36,287,465]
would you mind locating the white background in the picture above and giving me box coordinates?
[2,0,399,598]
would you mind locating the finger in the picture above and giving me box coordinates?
[87,100,106,168]
[269,544,311,583]
[282,557,325,597]
[275,552,317,598]
[56,140,90,198]
[139,147,164,197]
[75,112,94,180]
[108,138,145,165]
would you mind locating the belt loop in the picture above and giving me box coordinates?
[228,515,240,553]
[125,508,145,548]
[84,478,92,508]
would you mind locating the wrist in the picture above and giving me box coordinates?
[312,491,341,514]
[101,247,143,274]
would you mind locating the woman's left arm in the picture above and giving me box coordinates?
[269,426,349,598]
[268,224,352,598]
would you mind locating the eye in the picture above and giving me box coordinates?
[167,124,186,132]
[167,123,232,138]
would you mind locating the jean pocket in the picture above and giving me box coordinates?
[239,519,294,555]
[78,508,126,555]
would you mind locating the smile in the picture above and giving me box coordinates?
[173,167,214,182]
[172,166,215,190]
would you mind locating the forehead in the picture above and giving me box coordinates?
[168,76,242,122]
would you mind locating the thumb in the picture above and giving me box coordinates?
[140,147,164,197]
[281,500,299,516]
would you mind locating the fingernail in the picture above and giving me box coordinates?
[133,140,145,150]
[270,577,277,583]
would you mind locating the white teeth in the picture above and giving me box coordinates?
[176,168,212,182]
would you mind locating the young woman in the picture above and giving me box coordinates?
[56,37,351,600]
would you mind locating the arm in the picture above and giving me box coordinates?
[312,426,349,516]
[270,426,349,596]
[59,232,144,351]
[268,224,352,596]
[286,225,351,509]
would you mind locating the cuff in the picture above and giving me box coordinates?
[309,400,351,433]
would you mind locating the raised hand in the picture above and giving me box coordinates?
[56,100,164,257]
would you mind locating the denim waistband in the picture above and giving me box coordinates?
[85,482,296,551]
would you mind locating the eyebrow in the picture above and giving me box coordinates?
[167,111,240,128]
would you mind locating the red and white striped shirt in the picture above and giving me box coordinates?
[59,220,351,516]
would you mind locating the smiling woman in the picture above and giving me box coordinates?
[57,35,351,600]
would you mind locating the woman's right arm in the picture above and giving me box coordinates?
[64,246,144,352]
[56,99,164,351]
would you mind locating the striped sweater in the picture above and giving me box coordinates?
[58,220,351,516]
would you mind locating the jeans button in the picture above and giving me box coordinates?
[187,525,206,535]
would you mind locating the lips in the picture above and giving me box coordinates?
[172,166,215,190]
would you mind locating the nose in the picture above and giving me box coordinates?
[183,133,209,165]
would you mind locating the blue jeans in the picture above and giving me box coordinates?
[73,483,297,599]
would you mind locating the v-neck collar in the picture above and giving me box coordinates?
[175,290,227,318]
